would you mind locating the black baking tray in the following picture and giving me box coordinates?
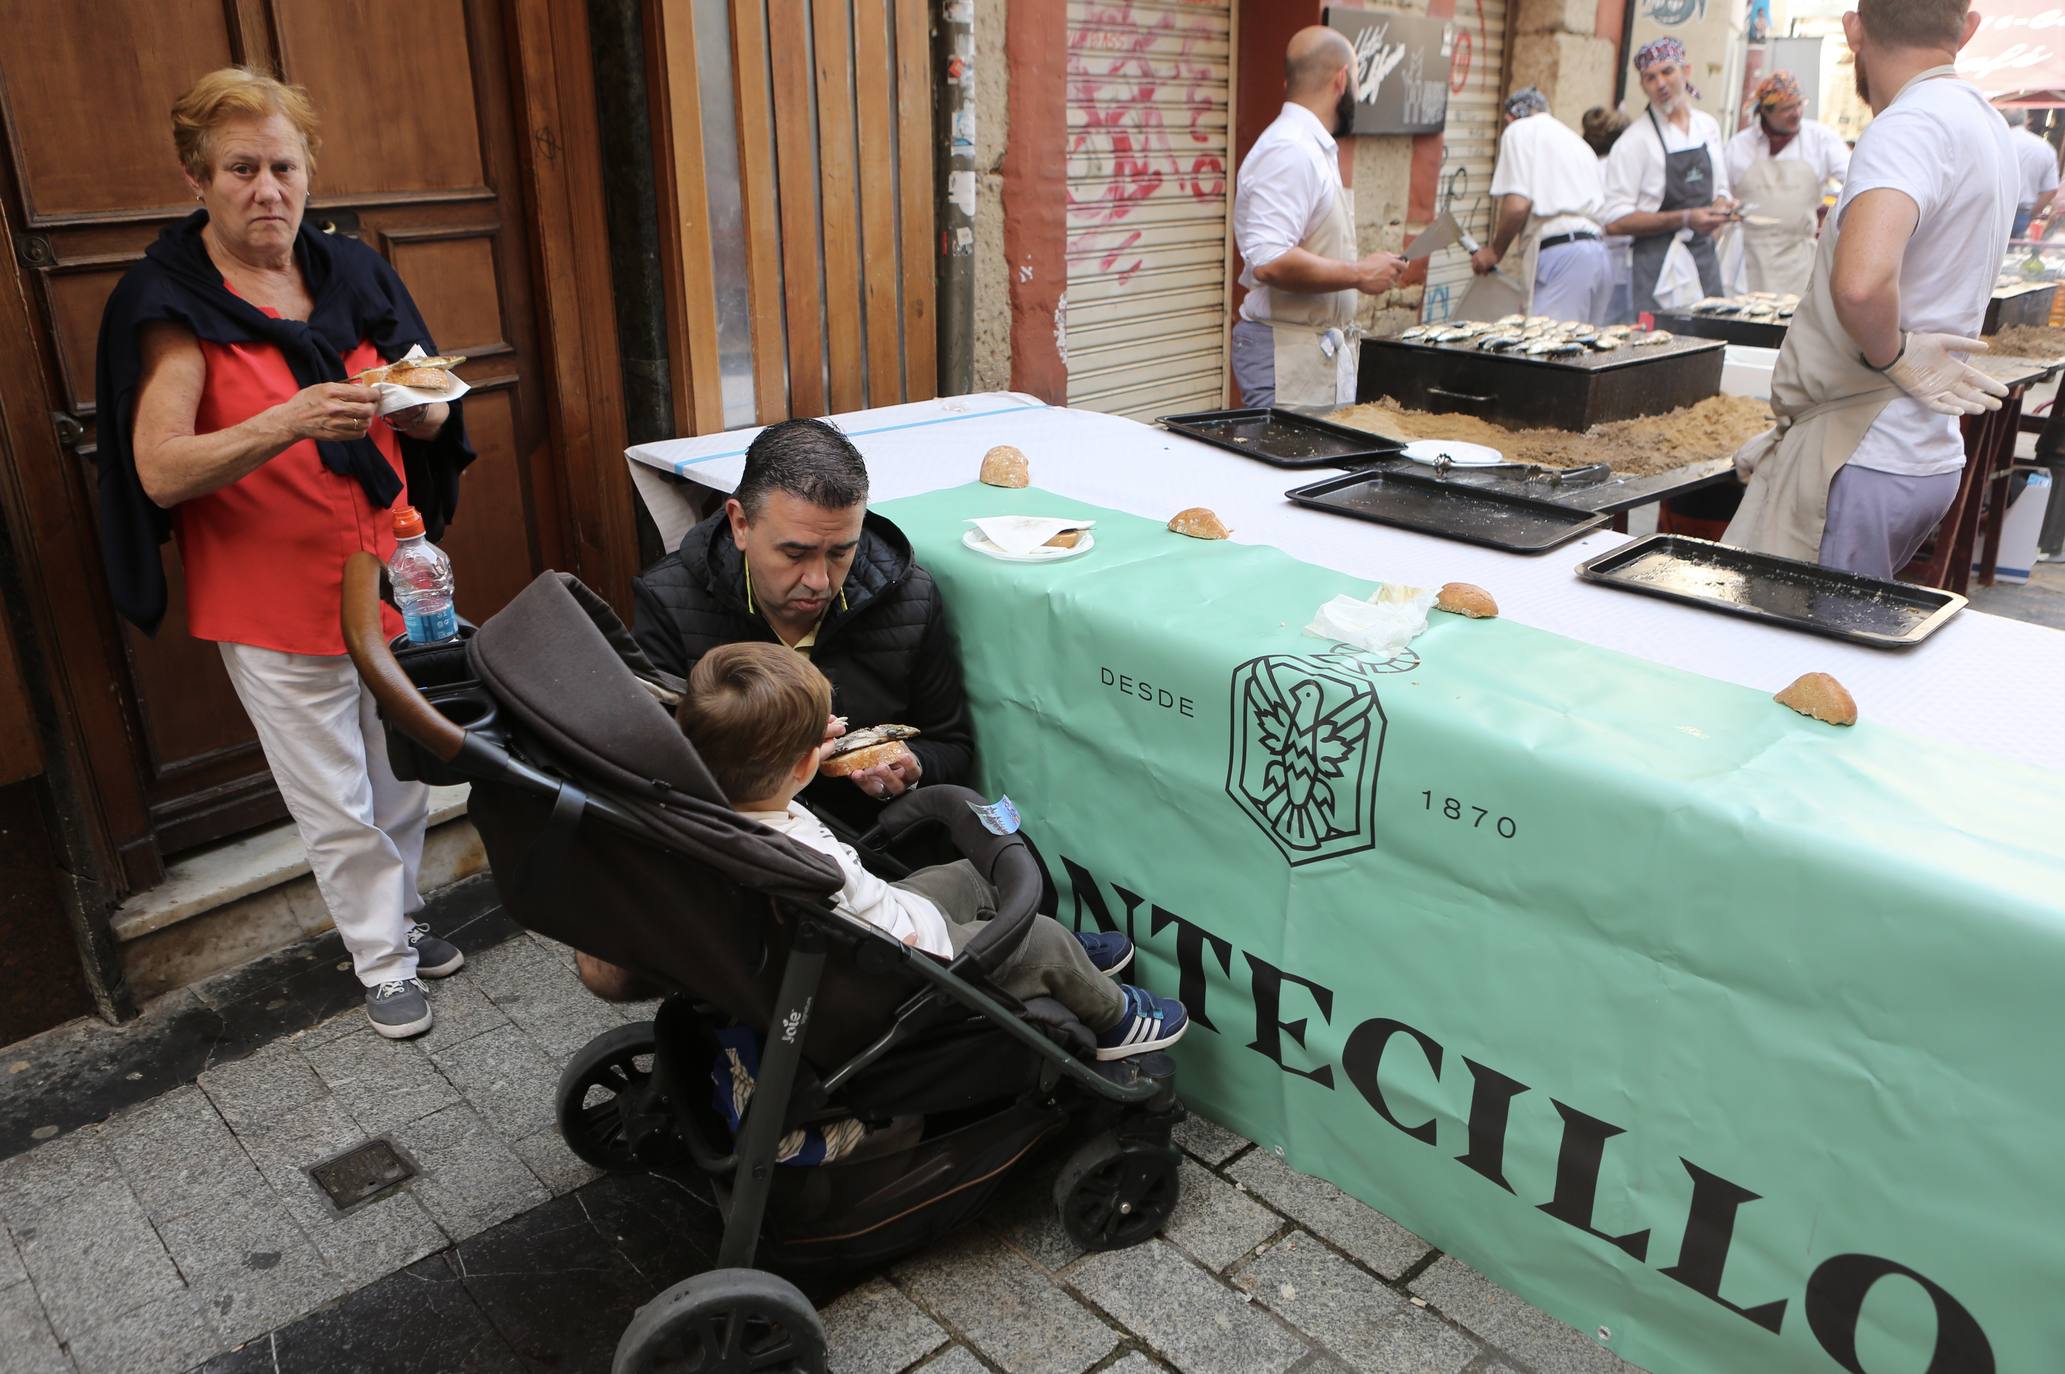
[1158,407,1407,468]
[1285,469,1608,554]
[1574,533,1966,647]
[1652,310,1789,349]
[1985,283,2057,335]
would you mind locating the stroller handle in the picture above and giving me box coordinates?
[340,551,466,763]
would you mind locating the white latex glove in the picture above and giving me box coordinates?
[1879,333,2010,416]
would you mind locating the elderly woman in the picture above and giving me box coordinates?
[95,68,475,1039]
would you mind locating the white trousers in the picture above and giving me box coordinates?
[219,642,430,986]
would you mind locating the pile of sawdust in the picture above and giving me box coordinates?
[1983,325,2065,362]
[1327,394,1774,477]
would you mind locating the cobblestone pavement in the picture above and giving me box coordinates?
[0,892,1642,1374]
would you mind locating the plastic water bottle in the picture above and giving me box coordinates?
[388,506,458,644]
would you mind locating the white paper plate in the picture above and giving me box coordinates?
[1399,439,1504,467]
[961,528,1096,562]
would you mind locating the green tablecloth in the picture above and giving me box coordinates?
[882,483,2064,1374]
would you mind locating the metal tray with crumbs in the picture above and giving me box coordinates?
[1285,469,1608,554]
[1158,407,1406,468]
[1575,534,1966,647]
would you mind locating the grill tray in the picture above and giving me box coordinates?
[1360,334,1725,431]
[1985,283,2058,335]
[1286,469,1608,554]
[1158,408,1406,468]
[1652,311,1789,349]
[1575,534,1966,647]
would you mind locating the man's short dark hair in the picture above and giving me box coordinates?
[1857,0,1967,49]
[735,418,870,517]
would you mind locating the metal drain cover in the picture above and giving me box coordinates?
[308,1137,416,1211]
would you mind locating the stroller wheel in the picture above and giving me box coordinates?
[557,1022,681,1170]
[614,1268,826,1374]
[1053,1130,1181,1252]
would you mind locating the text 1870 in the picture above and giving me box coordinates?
[1421,792,1516,838]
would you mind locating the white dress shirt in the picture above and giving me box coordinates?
[1723,118,1851,193]
[1236,103,1344,323]
[1489,112,1607,240]
[2009,126,2061,211]
[1601,106,1731,226]
[746,802,955,957]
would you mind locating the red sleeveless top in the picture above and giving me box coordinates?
[177,315,406,654]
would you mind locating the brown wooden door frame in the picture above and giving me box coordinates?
[0,0,634,1019]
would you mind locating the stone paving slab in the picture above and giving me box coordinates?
[414,975,516,1052]
[390,1104,551,1242]
[1235,1233,1479,1374]
[303,1029,461,1137]
[513,1128,604,1197]
[909,1347,992,1374]
[101,1084,265,1226]
[156,1187,345,1348]
[196,1043,328,1135]
[0,1125,122,1229]
[466,937,627,1060]
[1409,1256,1639,1374]
[63,1286,221,1374]
[984,1153,1084,1273]
[11,1174,185,1343]
[1067,1237,1306,1374]
[820,1277,949,1374]
[0,1225,24,1290]
[1228,1149,1434,1281]
[1170,1115,1251,1168]
[896,1229,1119,1374]
[0,1279,70,1374]
[431,1023,561,1142]
[1161,1158,1283,1274]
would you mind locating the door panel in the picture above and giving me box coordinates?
[0,3,231,223]
[0,0,562,861]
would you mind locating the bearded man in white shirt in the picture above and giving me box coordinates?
[1602,37,1735,314]
[1469,87,1613,323]
[1231,26,1407,408]
[1724,70,1852,293]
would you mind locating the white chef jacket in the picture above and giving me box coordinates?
[1236,103,1343,324]
[2009,126,2061,211]
[1723,119,1851,194]
[1838,77,2018,478]
[1488,112,1607,240]
[1601,106,1731,226]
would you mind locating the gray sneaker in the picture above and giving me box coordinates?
[407,923,465,978]
[367,978,433,1039]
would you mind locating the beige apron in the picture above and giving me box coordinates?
[1722,200,1899,559]
[1724,64,1958,560]
[1738,154,1824,295]
[1254,181,1360,406]
[1454,218,1543,320]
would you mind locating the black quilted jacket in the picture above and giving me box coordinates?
[631,509,975,834]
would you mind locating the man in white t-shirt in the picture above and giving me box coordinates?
[1602,37,1734,314]
[1800,0,2015,576]
[1469,88,1613,322]
[1724,71,1850,293]
[2001,108,2060,238]
[1231,27,1406,408]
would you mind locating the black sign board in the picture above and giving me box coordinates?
[1324,6,1455,136]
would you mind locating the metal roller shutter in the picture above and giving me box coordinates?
[1420,0,1509,323]
[1064,0,1234,419]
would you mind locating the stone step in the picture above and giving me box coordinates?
[112,785,486,1001]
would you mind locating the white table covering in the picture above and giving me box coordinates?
[628,392,2065,774]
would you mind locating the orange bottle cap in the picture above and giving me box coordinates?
[392,505,425,538]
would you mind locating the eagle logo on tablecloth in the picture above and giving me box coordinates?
[1226,654,1388,865]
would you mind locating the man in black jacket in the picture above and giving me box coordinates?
[631,418,974,835]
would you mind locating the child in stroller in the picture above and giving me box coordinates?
[341,559,1190,1373]
[582,642,1189,1063]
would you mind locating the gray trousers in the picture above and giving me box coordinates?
[1819,464,1962,579]
[1231,318,1277,408]
[1532,239,1616,325]
[895,861,1125,1030]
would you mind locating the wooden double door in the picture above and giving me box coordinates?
[0,0,586,894]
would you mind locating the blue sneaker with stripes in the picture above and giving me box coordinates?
[1094,984,1189,1061]
[1073,930,1133,979]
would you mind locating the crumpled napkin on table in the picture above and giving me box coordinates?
[967,516,1096,556]
[1305,583,1436,654]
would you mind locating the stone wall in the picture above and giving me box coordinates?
[972,0,1011,393]
[1509,0,1622,132]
